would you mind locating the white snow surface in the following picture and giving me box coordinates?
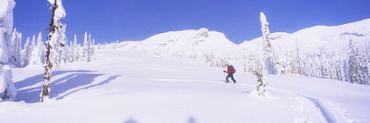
[0,49,369,123]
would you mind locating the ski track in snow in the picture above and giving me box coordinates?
[299,95,336,123]
[267,87,344,123]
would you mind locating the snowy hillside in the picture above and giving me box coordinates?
[240,19,370,56]
[112,19,370,70]
[119,28,237,66]
[1,49,370,123]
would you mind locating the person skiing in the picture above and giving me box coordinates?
[224,64,236,84]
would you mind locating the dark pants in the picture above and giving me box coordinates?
[226,73,236,82]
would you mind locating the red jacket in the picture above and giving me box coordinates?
[224,66,232,74]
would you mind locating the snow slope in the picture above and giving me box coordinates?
[120,28,237,64]
[239,19,370,56]
[112,19,370,70]
[1,49,370,123]
[116,19,370,60]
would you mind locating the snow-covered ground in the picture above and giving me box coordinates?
[1,49,369,123]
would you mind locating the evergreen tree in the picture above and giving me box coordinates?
[260,12,276,74]
[83,32,88,62]
[275,50,287,75]
[37,32,46,64]
[90,39,95,60]
[69,34,76,62]
[251,56,268,97]
[68,40,73,62]
[292,47,302,75]
[347,39,363,84]
[28,35,37,65]
[29,32,45,66]
[363,43,370,84]
[22,37,31,66]
[319,48,331,79]
[31,35,36,53]
[87,34,91,62]
[78,44,82,61]
[334,56,344,81]
[73,34,79,61]
[9,28,22,66]
[354,47,365,84]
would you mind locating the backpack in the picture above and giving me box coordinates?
[230,65,236,73]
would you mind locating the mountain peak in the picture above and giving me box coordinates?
[120,28,236,60]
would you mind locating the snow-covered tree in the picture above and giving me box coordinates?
[29,32,45,66]
[0,0,17,101]
[291,47,302,75]
[22,37,31,66]
[347,39,364,84]
[355,47,365,84]
[27,34,37,65]
[363,43,370,84]
[61,38,68,63]
[260,12,276,74]
[81,32,95,62]
[87,34,92,62]
[31,34,36,53]
[82,32,88,62]
[73,34,80,61]
[253,69,267,96]
[250,55,268,97]
[78,44,82,61]
[9,28,22,66]
[41,0,66,102]
[67,34,76,62]
[319,47,331,79]
[90,38,95,60]
[58,28,68,64]
[274,49,287,75]
[68,40,73,62]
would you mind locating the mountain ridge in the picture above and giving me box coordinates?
[118,18,370,63]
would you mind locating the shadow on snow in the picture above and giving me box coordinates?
[15,70,120,103]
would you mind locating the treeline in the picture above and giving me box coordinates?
[9,29,95,67]
[246,39,370,85]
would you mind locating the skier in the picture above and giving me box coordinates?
[224,64,236,84]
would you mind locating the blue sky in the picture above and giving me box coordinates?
[13,0,370,44]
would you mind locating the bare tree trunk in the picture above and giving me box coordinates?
[41,0,57,102]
